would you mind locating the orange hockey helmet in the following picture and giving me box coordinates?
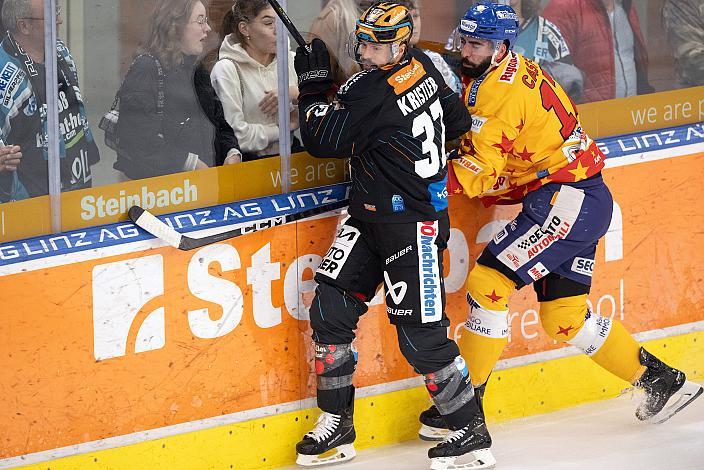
[355,2,414,45]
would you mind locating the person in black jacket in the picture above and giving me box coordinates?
[293,4,485,469]
[114,0,241,180]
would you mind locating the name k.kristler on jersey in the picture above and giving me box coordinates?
[396,76,439,116]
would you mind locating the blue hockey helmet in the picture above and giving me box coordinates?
[458,2,519,48]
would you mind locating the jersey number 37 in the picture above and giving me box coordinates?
[413,99,446,178]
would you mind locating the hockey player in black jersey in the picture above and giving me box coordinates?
[293,3,492,469]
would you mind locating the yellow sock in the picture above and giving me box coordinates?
[540,296,644,383]
[458,328,508,387]
[590,320,644,383]
[459,264,515,386]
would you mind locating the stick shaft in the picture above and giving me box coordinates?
[266,0,308,52]
[129,200,348,251]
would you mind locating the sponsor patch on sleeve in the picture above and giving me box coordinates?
[471,115,487,133]
[457,157,482,175]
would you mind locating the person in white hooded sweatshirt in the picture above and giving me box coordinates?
[211,0,299,159]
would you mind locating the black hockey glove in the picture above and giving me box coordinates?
[446,148,460,160]
[294,38,334,97]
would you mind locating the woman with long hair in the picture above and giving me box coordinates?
[211,0,299,159]
[307,0,362,86]
[114,0,241,180]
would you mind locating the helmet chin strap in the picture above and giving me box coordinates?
[391,42,400,59]
[389,42,404,65]
[352,39,406,69]
[379,41,405,68]
[491,40,508,66]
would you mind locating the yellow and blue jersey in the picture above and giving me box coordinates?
[449,51,604,206]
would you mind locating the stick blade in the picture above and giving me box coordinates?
[127,205,145,223]
[128,205,183,249]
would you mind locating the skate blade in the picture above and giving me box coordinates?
[645,381,703,423]
[296,443,356,467]
[430,448,496,470]
[646,381,704,424]
[419,424,450,441]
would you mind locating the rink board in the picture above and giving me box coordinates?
[1,127,704,469]
[5,330,702,470]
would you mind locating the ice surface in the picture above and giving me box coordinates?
[287,387,704,469]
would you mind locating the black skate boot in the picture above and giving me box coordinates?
[634,347,703,424]
[419,404,448,441]
[295,408,356,466]
[419,383,487,441]
[428,412,494,470]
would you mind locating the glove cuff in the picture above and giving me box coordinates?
[298,81,335,101]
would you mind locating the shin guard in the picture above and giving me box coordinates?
[315,343,358,413]
[424,356,479,430]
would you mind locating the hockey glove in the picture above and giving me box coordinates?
[295,38,334,97]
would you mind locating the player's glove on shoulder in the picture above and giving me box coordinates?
[446,148,460,160]
[294,38,334,97]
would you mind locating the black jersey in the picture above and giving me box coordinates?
[298,48,472,223]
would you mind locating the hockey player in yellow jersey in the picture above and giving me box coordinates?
[452,14,601,207]
[417,2,703,465]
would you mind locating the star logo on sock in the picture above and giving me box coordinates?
[557,325,574,336]
[485,290,503,303]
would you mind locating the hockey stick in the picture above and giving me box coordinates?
[128,199,348,251]
[266,0,309,53]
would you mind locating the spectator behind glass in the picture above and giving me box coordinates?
[507,0,583,100]
[114,0,241,180]
[0,0,99,201]
[543,0,653,103]
[211,0,299,160]
[395,0,462,95]
[662,0,704,87]
[308,0,362,86]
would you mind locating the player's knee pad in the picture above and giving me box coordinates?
[539,294,590,343]
[310,281,369,344]
[464,264,513,338]
[424,356,477,429]
[467,263,514,311]
[314,342,358,392]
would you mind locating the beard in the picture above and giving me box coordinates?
[461,55,493,79]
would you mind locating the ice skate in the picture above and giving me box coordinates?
[428,413,494,470]
[419,404,451,441]
[419,383,486,441]
[634,347,703,424]
[295,409,356,466]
